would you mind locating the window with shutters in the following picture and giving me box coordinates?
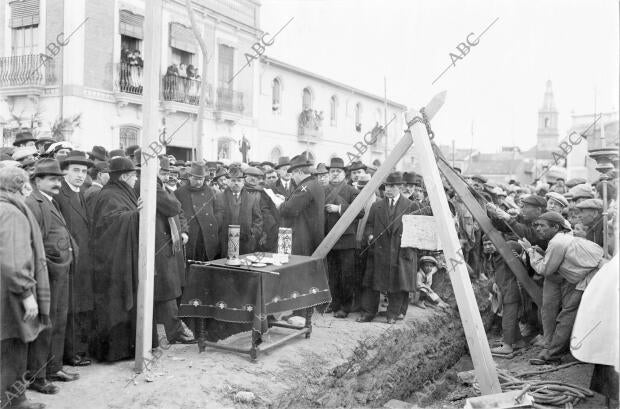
[302,88,312,110]
[10,0,40,56]
[330,95,337,126]
[272,78,281,111]
[218,44,234,87]
[354,102,362,132]
[119,126,139,149]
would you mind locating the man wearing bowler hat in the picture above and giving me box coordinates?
[324,157,362,318]
[13,131,37,148]
[25,159,80,394]
[349,161,367,190]
[174,161,220,262]
[274,156,297,198]
[55,151,95,367]
[357,172,419,324]
[280,154,325,256]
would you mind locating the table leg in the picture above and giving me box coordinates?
[304,307,313,339]
[197,318,206,353]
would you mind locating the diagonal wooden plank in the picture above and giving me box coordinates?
[435,155,543,308]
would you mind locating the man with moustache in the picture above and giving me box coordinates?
[323,157,362,318]
[25,159,80,394]
[174,162,220,262]
[273,156,297,198]
[349,161,367,190]
[55,151,94,367]
[244,167,280,253]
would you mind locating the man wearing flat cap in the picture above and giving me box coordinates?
[243,166,280,253]
[214,167,263,256]
[25,159,80,392]
[55,151,95,367]
[279,155,325,256]
[175,162,220,262]
[576,199,604,247]
[323,157,363,318]
[521,212,602,365]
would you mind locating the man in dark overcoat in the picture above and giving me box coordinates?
[279,155,325,256]
[174,161,220,262]
[55,151,94,367]
[154,157,192,343]
[357,172,418,324]
[324,157,362,318]
[214,167,263,256]
[244,166,280,253]
[25,159,80,394]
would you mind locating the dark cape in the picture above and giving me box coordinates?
[90,180,140,362]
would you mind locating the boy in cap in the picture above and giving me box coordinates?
[576,199,604,247]
[414,256,447,309]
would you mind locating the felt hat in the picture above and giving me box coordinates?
[46,141,73,156]
[189,161,206,178]
[384,172,404,185]
[569,184,594,200]
[94,161,110,173]
[213,167,229,181]
[60,150,94,169]
[108,157,136,174]
[32,158,64,177]
[545,192,569,208]
[109,149,126,159]
[521,195,547,208]
[248,161,261,167]
[575,198,603,211]
[12,146,38,161]
[88,145,108,161]
[403,172,419,185]
[179,167,190,180]
[419,256,438,266]
[228,167,244,179]
[205,161,219,170]
[566,177,587,188]
[471,174,488,184]
[350,161,367,172]
[275,156,291,169]
[287,155,312,173]
[328,157,346,170]
[313,163,329,175]
[260,161,276,169]
[537,211,568,227]
[492,186,507,197]
[124,145,140,158]
[35,136,55,148]
[12,131,36,146]
[244,166,263,177]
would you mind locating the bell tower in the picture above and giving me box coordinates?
[537,80,559,151]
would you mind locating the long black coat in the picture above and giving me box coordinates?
[55,179,93,312]
[174,183,220,261]
[280,176,325,256]
[363,195,418,293]
[324,181,362,250]
[245,184,280,252]
[214,187,263,256]
[154,180,187,301]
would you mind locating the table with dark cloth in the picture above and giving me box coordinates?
[178,253,330,357]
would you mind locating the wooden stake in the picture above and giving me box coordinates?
[409,110,501,395]
[312,92,446,259]
[135,0,162,372]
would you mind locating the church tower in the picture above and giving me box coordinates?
[537,80,559,151]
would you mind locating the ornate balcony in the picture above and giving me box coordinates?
[214,87,244,122]
[0,54,58,96]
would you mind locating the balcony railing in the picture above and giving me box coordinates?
[0,54,57,87]
[216,87,244,113]
[116,62,143,95]
[162,73,211,106]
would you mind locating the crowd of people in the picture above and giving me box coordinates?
[0,130,617,409]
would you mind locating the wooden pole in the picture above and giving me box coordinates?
[409,110,501,395]
[186,0,209,161]
[313,91,446,259]
[135,0,162,372]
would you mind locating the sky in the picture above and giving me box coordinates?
[259,0,619,153]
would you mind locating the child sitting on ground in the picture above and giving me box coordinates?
[414,256,448,309]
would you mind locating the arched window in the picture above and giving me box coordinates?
[217,137,233,160]
[544,117,549,128]
[270,146,282,163]
[330,95,337,126]
[354,102,362,132]
[272,78,281,111]
[302,87,312,110]
[119,125,140,149]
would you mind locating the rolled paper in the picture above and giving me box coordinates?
[227,224,240,259]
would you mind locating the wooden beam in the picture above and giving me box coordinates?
[410,111,501,395]
[135,0,162,373]
[435,155,543,307]
[312,92,447,258]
